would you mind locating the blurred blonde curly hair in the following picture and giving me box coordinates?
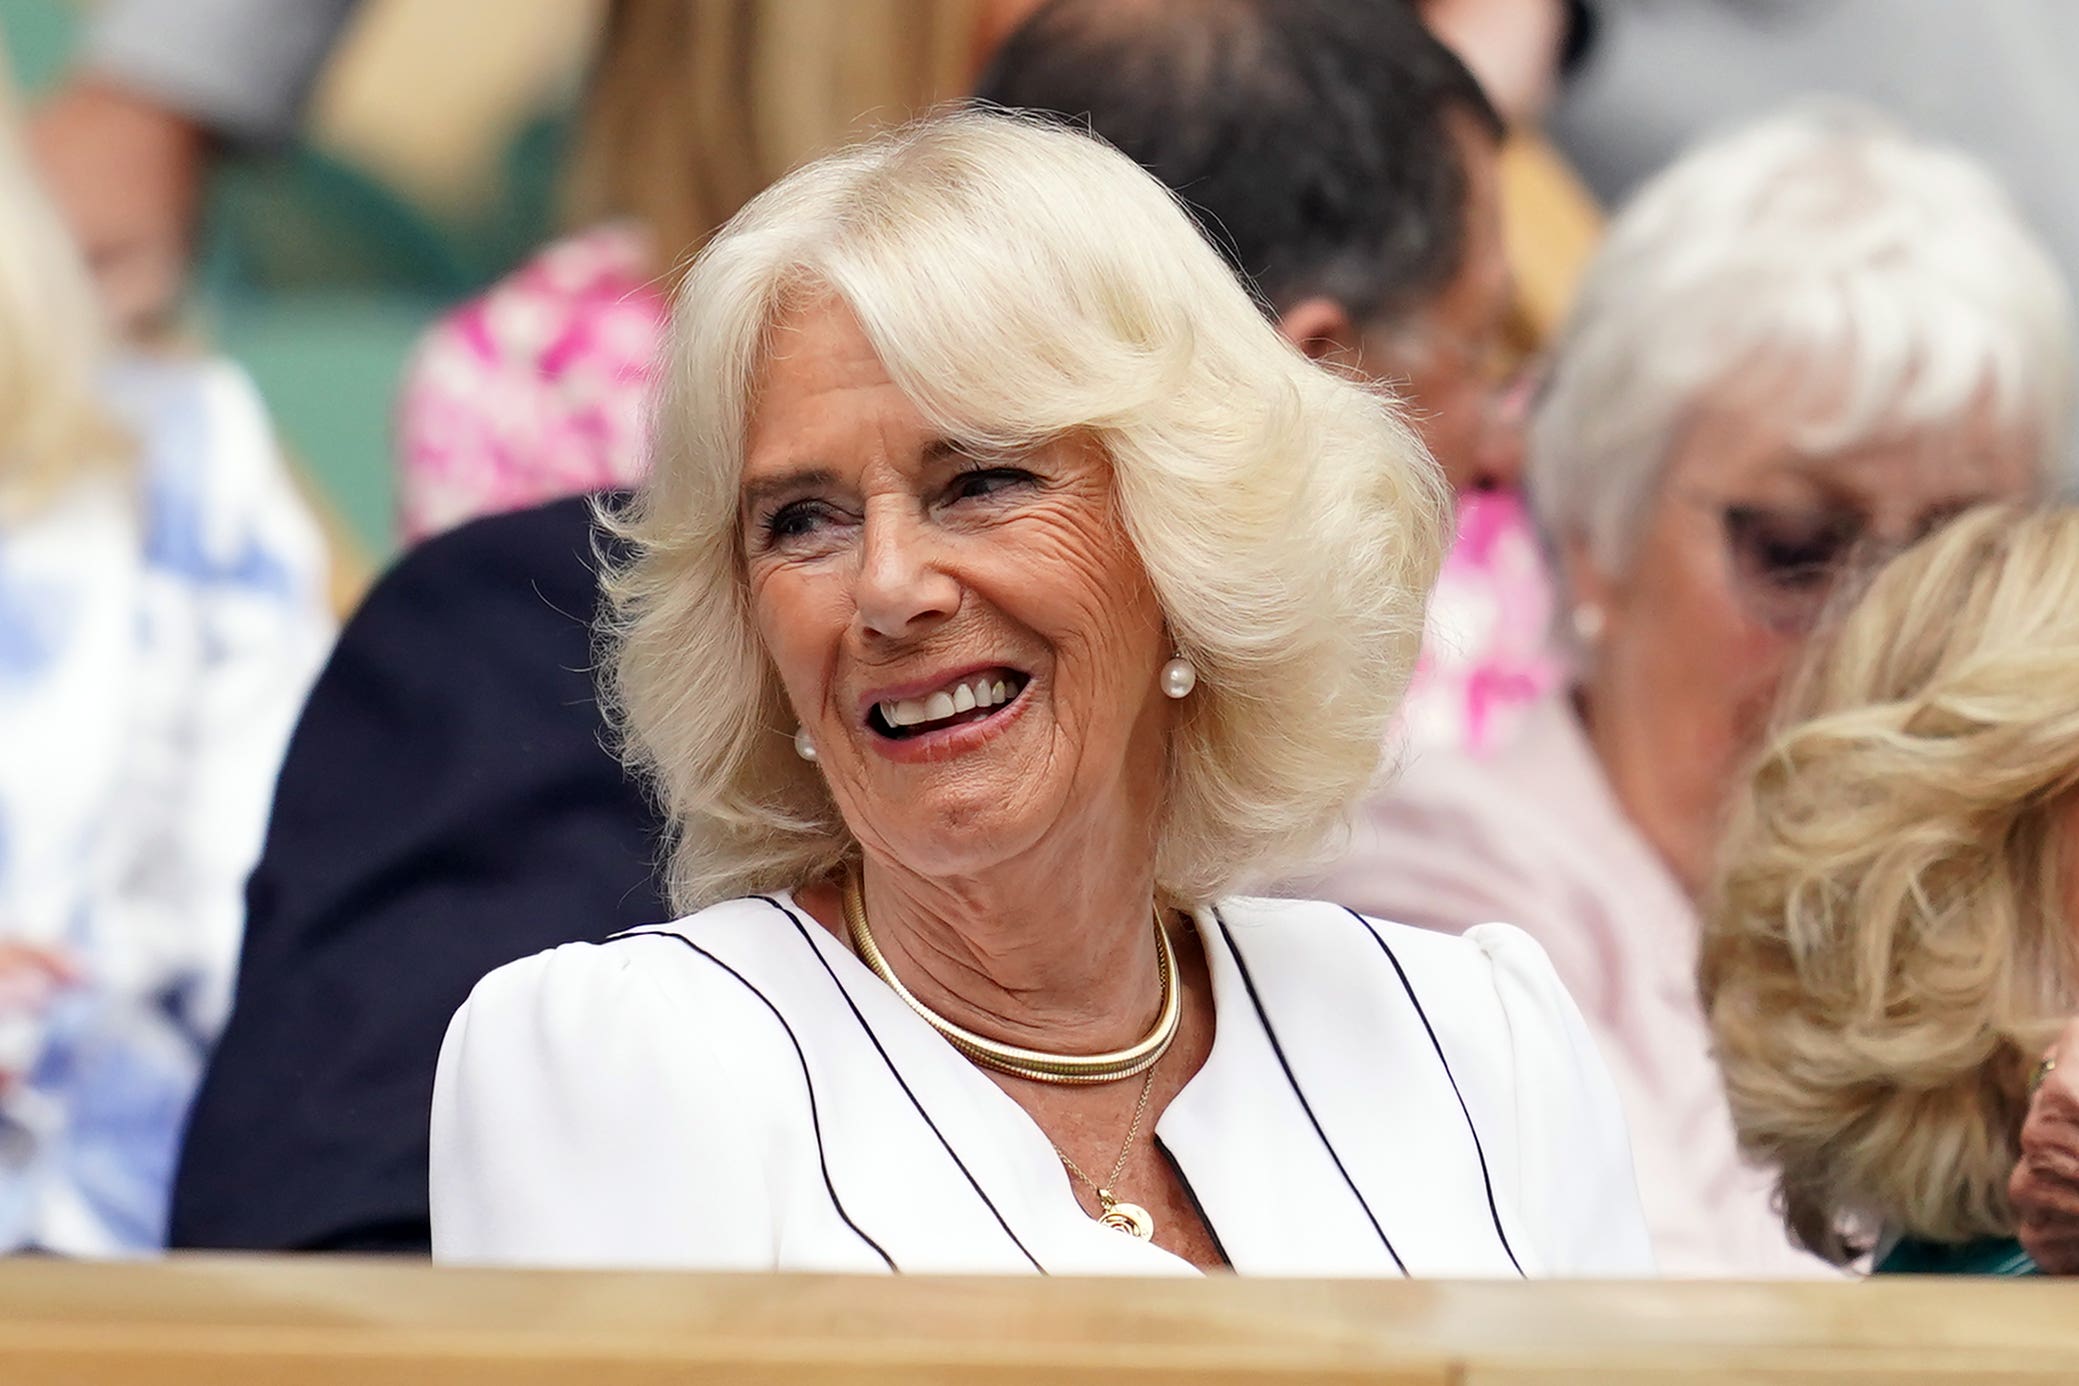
[1703,504,2079,1264]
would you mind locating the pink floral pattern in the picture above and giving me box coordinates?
[395,223,667,544]
[1400,488,1562,757]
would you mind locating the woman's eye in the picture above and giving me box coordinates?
[1725,507,1858,589]
[947,466,1037,504]
[762,500,830,544]
[1758,534,1839,583]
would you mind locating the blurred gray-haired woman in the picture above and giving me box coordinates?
[1302,104,2075,1276]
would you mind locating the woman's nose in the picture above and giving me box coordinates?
[853,509,961,640]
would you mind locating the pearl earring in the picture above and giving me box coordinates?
[1160,655,1198,699]
[1571,603,1606,646]
[793,726,818,762]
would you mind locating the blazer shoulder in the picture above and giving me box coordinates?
[454,898,806,1061]
[1219,893,1500,972]
[1219,894,1546,1040]
[609,894,806,953]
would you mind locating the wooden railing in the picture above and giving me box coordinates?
[2,1256,2075,1384]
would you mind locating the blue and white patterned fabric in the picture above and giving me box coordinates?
[0,356,332,1255]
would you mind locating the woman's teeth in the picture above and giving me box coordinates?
[880,674,1016,730]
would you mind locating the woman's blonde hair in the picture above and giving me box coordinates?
[1703,504,2079,1263]
[567,0,980,290]
[603,108,1449,912]
[0,66,126,517]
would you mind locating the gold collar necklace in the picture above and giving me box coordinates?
[840,862,1180,1087]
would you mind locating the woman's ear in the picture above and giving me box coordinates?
[1276,296,1362,363]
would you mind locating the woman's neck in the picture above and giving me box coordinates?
[826,837,1169,1056]
[1572,682,1713,899]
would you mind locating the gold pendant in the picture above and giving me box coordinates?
[1097,1190,1154,1240]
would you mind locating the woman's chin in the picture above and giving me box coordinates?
[866,796,1048,877]
[844,715,1056,865]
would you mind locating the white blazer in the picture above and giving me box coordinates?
[430,893,1653,1276]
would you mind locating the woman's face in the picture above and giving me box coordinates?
[739,298,1173,881]
[1571,367,2038,895]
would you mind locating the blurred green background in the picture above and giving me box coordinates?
[2,0,581,566]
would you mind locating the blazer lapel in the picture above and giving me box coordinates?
[1155,904,1404,1275]
[1165,901,1526,1278]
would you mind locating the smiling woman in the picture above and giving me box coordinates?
[606,110,1453,911]
[427,109,1653,1277]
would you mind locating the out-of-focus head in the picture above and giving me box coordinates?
[1704,504,2079,1263]
[604,110,1449,911]
[0,76,124,518]
[567,0,977,289]
[975,0,1520,493]
[1532,105,2074,893]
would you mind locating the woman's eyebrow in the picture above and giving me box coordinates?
[920,437,979,466]
[922,436,1029,468]
[740,465,837,513]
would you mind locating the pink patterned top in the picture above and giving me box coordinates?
[1400,488,1563,757]
[394,225,1558,756]
[395,223,666,544]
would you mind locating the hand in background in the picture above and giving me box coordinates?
[2013,1020,2079,1273]
[0,942,75,1004]
[0,942,79,1092]
[28,78,210,335]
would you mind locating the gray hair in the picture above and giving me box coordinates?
[1531,104,2076,573]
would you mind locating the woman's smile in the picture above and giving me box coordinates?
[859,664,1034,761]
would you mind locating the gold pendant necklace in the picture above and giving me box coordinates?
[1053,1065,1158,1240]
[841,862,1180,1086]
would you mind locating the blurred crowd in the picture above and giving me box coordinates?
[6,0,2079,1281]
